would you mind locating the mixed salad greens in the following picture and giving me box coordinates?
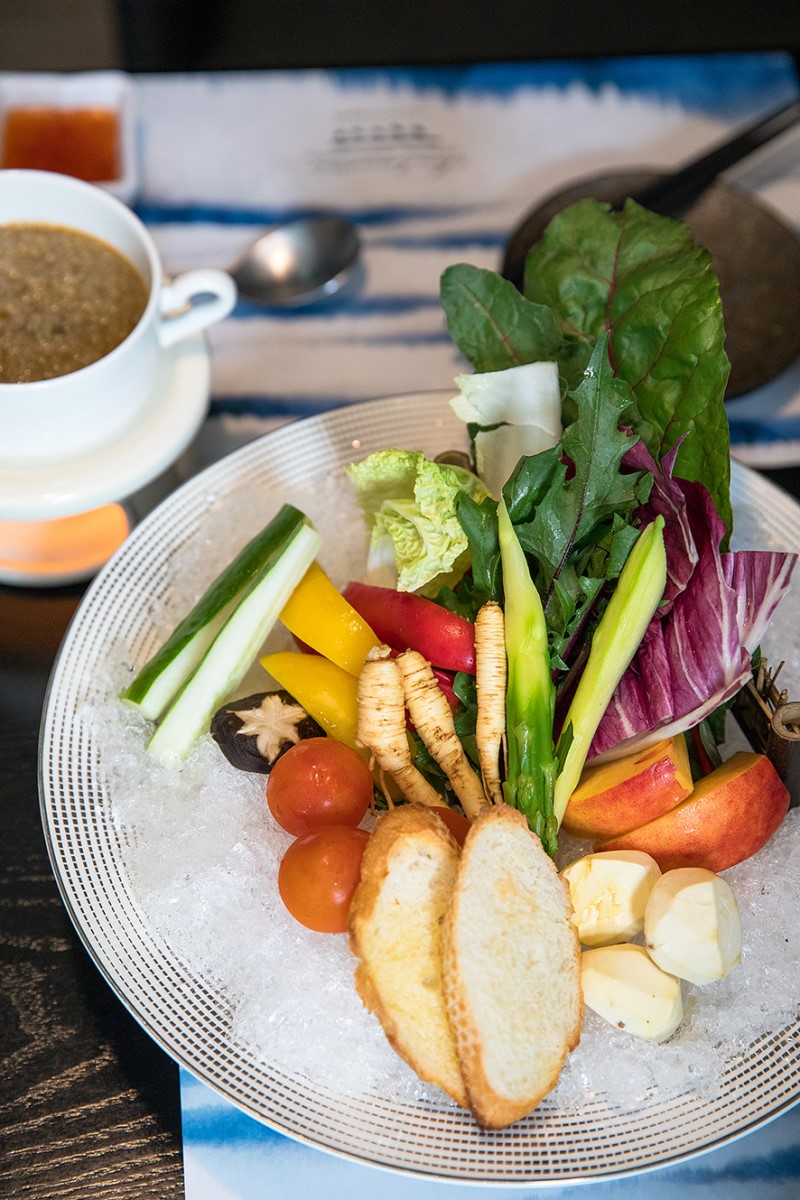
[440,198,733,541]
[348,198,796,850]
[116,196,798,1116]
[126,196,796,864]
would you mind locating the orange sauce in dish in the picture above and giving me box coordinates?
[1,106,120,182]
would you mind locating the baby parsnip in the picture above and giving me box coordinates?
[581,943,683,1043]
[561,851,661,947]
[644,868,742,986]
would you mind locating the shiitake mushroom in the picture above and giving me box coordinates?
[211,690,324,774]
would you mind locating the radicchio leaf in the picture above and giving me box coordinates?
[730,550,797,650]
[623,439,696,613]
[590,468,797,760]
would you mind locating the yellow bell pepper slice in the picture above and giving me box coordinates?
[261,650,360,748]
[279,561,379,676]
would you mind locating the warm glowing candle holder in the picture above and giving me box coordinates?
[0,506,131,586]
[0,335,213,587]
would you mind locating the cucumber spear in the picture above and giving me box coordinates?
[124,504,307,721]
[148,519,322,766]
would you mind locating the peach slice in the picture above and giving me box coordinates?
[561,736,693,840]
[597,752,790,873]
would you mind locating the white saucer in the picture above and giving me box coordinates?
[0,335,211,522]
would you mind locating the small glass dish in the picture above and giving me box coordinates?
[0,70,137,201]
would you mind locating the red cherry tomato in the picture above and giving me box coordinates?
[278,825,370,933]
[432,806,471,847]
[267,737,373,836]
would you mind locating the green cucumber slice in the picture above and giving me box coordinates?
[147,521,322,765]
[123,504,306,721]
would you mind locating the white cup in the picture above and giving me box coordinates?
[0,169,237,463]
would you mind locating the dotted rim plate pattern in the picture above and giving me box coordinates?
[39,394,800,1185]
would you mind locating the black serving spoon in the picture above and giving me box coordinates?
[502,98,800,398]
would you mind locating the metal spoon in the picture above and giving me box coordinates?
[502,98,800,397]
[230,214,361,307]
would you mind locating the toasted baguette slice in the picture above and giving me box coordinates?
[443,806,582,1129]
[349,805,467,1107]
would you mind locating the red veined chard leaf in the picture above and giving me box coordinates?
[439,263,566,372]
[524,199,732,544]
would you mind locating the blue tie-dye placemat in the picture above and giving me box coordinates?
[124,52,800,474]
[125,53,800,1197]
[181,1069,800,1199]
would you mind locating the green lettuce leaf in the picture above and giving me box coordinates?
[440,198,732,544]
[452,339,653,666]
[346,449,491,595]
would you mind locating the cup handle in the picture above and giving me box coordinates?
[157,269,237,348]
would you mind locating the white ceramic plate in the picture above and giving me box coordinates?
[39,394,800,1185]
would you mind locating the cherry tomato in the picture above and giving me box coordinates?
[432,806,471,847]
[267,737,373,836]
[278,825,370,933]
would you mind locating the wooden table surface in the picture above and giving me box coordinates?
[0,585,183,1200]
[1,462,798,1199]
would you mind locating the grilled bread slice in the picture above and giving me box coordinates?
[442,806,582,1129]
[349,805,467,1107]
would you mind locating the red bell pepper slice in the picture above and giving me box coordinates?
[343,581,475,674]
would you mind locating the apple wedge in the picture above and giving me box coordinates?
[561,736,692,840]
[597,751,789,873]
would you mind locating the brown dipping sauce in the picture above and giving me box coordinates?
[0,223,148,383]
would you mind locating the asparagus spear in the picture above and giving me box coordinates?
[497,497,558,856]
